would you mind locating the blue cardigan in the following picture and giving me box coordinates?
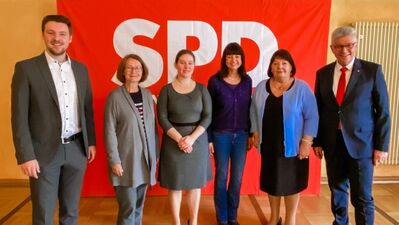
[250,79,319,157]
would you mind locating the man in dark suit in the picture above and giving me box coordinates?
[11,15,96,225]
[313,26,391,225]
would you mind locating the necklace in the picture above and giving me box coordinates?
[224,74,241,85]
[173,78,195,94]
[271,78,293,93]
[174,78,195,90]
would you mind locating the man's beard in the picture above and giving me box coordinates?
[48,48,66,56]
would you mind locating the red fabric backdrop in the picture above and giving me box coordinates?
[57,0,331,196]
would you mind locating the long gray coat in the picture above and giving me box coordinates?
[104,86,159,187]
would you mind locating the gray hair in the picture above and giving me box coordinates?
[331,26,357,44]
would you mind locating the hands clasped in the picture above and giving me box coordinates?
[178,136,194,153]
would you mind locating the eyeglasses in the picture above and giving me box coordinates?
[125,66,142,72]
[332,42,357,50]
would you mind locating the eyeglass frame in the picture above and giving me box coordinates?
[124,66,143,72]
[331,42,357,50]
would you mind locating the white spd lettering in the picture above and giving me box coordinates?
[113,19,278,87]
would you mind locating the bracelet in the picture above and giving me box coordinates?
[301,138,313,145]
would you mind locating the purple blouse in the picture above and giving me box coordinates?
[207,74,252,141]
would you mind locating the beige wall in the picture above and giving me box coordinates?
[0,0,56,178]
[327,0,399,63]
[1,0,398,179]
[322,0,399,177]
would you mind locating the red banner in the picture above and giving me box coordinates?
[58,0,331,196]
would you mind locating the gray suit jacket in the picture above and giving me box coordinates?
[104,86,159,187]
[11,53,96,165]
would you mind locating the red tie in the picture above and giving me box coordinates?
[336,67,347,105]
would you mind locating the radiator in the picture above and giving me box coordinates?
[353,21,399,165]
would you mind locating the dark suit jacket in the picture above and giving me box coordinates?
[11,53,96,165]
[314,58,390,159]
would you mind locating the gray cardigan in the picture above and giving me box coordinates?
[104,86,159,187]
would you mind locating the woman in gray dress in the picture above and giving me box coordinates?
[104,54,159,225]
[157,49,212,225]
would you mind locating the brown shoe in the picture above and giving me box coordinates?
[228,222,240,225]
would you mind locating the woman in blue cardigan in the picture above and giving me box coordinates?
[250,49,319,225]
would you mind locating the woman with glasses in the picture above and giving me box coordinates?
[104,54,159,225]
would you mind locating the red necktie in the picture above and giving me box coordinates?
[336,67,347,105]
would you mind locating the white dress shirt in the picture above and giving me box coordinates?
[332,58,355,96]
[45,51,81,139]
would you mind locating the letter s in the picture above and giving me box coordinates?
[113,18,163,87]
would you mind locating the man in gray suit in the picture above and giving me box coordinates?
[11,15,96,225]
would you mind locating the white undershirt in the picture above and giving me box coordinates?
[45,51,81,139]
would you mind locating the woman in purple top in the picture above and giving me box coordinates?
[207,43,252,225]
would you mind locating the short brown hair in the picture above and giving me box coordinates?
[267,49,296,78]
[116,54,149,84]
[174,49,195,64]
[41,15,72,34]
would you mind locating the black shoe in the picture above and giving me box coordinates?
[217,221,228,225]
[228,221,240,225]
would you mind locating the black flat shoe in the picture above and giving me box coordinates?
[277,217,282,225]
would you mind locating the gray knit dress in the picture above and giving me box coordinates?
[157,83,212,190]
